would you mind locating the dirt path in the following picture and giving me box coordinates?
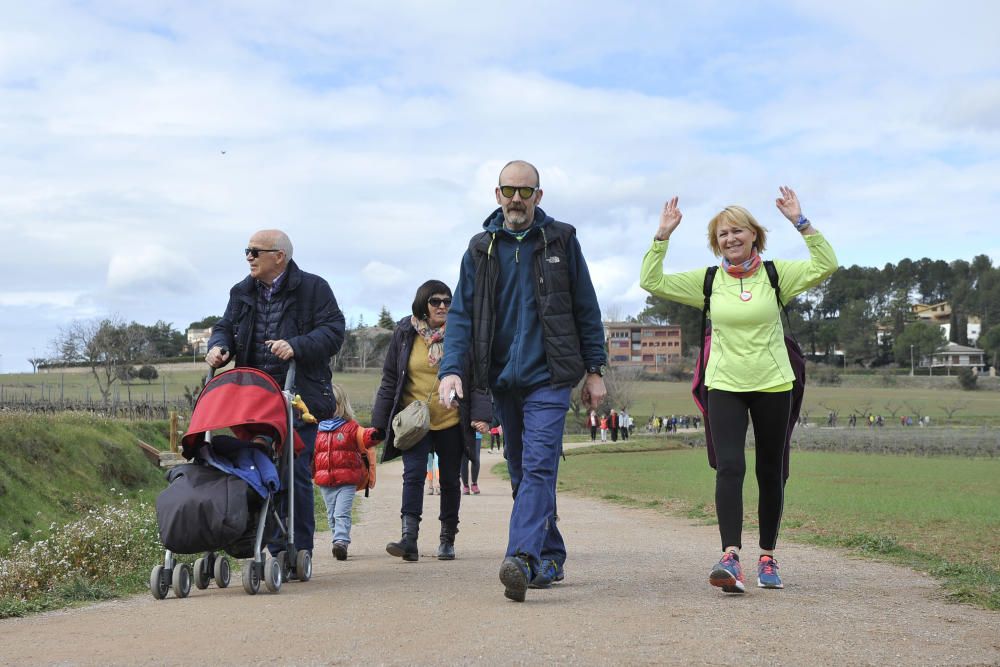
[1,447,997,666]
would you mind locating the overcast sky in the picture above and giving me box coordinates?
[1,1,997,373]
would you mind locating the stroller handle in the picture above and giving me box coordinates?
[205,347,296,393]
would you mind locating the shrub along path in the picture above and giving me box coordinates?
[0,446,997,666]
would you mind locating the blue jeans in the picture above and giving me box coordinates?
[400,425,463,524]
[272,421,317,554]
[319,483,356,544]
[494,385,570,574]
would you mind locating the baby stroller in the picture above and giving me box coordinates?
[149,361,312,598]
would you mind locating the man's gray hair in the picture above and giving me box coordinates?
[273,230,293,259]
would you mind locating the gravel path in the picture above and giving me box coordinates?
[1,447,997,666]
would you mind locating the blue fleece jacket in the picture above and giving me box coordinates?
[440,206,606,392]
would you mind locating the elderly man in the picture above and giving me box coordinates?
[206,229,345,567]
[438,160,607,602]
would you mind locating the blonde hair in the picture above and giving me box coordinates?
[331,383,355,421]
[707,205,768,257]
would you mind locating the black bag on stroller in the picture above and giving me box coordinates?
[156,463,250,555]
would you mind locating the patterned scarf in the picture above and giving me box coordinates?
[722,248,762,279]
[411,316,446,366]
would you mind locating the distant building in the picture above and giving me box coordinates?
[605,321,682,373]
[911,301,980,344]
[186,327,213,355]
[924,341,985,373]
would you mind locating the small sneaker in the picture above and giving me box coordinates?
[709,551,746,593]
[757,555,783,589]
[529,559,564,589]
[332,542,348,561]
[427,484,435,495]
[471,484,480,495]
[462,485,471,495]
[499,555,531,602]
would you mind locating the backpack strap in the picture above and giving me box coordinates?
[763,260,798,343]
[701,265,718,337]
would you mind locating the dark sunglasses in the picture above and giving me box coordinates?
[499,185,538,199]
[245,247,281,258]
[428,297,452,308]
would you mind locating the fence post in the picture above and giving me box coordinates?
[169,410,179,453]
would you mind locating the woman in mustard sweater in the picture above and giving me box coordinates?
[639,187,837,593]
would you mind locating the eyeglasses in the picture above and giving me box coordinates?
[428,297,452,308]
[245,247,281,258]
[499,185,538,199]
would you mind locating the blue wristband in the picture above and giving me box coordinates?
[795,214,811,231]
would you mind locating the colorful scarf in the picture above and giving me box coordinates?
[411,316,446,366]
[722,248,762,279]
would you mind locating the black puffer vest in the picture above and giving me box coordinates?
[468,220,585,391]
[252,283,290,384]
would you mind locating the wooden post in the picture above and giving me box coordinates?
[169,410,179,453]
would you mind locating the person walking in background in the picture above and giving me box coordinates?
[599,414,608,442]
[620,409,630,441]
[609,409,619,442]
[313,384,381,561]
[206,229,346,569]
[437,160,607,602]
[462,430,483,495]
[588,410,598,441]
[640,187,836,593]
[425,452,439,495]
[372,280,491,562]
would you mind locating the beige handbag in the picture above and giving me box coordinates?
[391,397,431,451]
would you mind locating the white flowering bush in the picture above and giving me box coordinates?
[0,492,162,616]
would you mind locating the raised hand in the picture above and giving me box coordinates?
[655,196,682,241]
[775,186,802,223]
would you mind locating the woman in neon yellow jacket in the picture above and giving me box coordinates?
[639,187,837,594]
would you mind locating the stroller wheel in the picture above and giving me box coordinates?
[193,558,210,590]
[149,565,168,600]
[264,555,282,593]
[242,559,260,595]
[277,551,292,583]
[295,550,313,582]
[214,556,231,588]
[172,563,191,599]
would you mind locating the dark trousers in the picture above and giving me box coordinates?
[461,437,482,486]
[271,421,317,554]
[621,425,629,440]
[610,425,618,442]
[707,389,791,551]
[590,425,597,441]
[400,425,463,524]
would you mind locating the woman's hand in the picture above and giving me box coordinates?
[655,196,682,241]
[775,186,803,223]
[471,420,490,434]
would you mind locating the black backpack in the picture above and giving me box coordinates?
[690,261,805,480]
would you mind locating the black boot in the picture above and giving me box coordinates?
[437,521,458,560]
[386,515,419,562]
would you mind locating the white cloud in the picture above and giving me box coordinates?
[0,1,995,372]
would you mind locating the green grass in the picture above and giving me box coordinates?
[537,441,1000,609]
[0,413,169,552]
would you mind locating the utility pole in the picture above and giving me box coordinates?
[909,344,914,376]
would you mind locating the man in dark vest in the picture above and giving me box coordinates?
[206,229,345,565]
[438,160,607,602]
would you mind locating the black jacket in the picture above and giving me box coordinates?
[207,259,346,421]
[372,317,492,463]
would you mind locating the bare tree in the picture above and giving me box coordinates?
[601,366,642,411]
[603,304,625,323]
[905,402,927,422]
[819,402,839,426]
[53,317,152,404]
[940,402,964,422]
[882,401,902,419]
[28,357,46,374]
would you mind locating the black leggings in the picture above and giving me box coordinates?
[706,389,791,551]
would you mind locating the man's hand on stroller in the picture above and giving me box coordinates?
[265,338,295,361]
[206,346,231,368]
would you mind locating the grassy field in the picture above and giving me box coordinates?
[547,440,1000,609]
[0,413,170,552]
[5,366,998,426]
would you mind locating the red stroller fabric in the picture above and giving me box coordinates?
[181,367,304,459]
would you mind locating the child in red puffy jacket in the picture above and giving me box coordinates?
[313,383,381,561]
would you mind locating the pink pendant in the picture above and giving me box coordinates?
[740,290,752,302]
